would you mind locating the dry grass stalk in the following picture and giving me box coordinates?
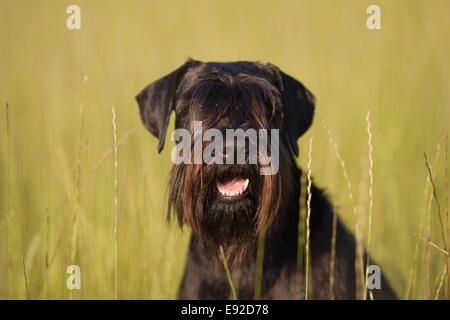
[414,233,448,256]
[81,128,136,193]
[112,106,119,300]
[34,127,135,299]
[68,76,87,299]
[305,136,313,300]
[364,110,374,300]
[444,133,449,298]
[21,254,30,300]
[329,163,340,300]
[44,209,49,299]
[434,264,447,299]
[36,128,135,299]
[423,137,445,298]
[424,151,449,300]
[407,131,445,299]
[321,118,364,298]
[5,102,13,298]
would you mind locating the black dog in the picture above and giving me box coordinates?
[136,59,396,299]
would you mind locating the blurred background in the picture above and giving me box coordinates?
[0,0,449,299]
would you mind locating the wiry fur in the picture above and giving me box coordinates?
[136,59,397,299]
[168,71,291,269]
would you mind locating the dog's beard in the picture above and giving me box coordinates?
[203,194,257,267]
[202,166,260,268]
[169,162,281,270]
[167,73,289,270]
[203,188,256,247]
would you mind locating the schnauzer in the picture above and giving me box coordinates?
[136,59,396,299]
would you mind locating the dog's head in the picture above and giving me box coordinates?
[136,59,315,269]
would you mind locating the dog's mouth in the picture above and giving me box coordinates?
[217,177,249,199]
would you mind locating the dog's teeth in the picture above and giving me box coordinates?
[217,186,225,196]
[218,180,249,197]
[243,179,249,191]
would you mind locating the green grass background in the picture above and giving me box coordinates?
[0,0,449,299]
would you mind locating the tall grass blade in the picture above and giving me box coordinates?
[69,76,87,299]
[444,133,449,298]
[254,231,266,300]
[112,106,119,300]
[21,254,30,300]
[297,172,307,298]
[5,102,13,299]
[329,205,338,300]
[220,246,237,300]
[321,118,364,298]
[424,152,449,300]
[364,110,374,300]
[305,137,313,300]
[44,208,50,300]
[407,132,445,298]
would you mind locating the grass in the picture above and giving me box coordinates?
[0,0,449,299]
[219,246,237,300]
[321,117,365,298]
[434,264,447,299]
[424,152,449,298]
[4,102,12,298]
[68,84,86,300]
[112,106,118,300]
[329,204,338,300]
[444,134,449,298]
[21,253,29,300]
[296,169,307,298]
[406,134,446,298]
[364,110,374,300]
[305,137,313,300]
[414,233,448,256]
[253,231,266,299]
[43,208,49,300]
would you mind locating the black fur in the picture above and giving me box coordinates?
[136,59,396,299]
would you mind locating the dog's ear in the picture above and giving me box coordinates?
[136,59,200,152]
[268,64,315,156]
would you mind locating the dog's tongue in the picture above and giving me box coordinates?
[218,179,246,193]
